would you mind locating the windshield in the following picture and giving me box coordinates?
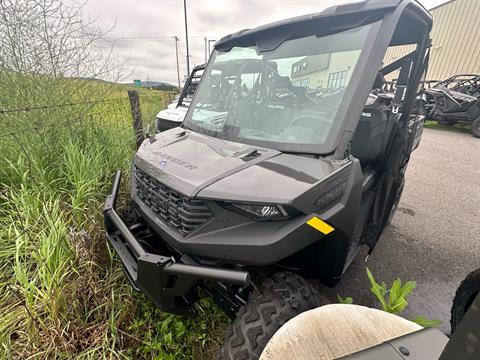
[184,23,374,151]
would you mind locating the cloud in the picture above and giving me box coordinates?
[83,0,448,85]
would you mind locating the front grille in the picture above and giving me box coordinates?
[133,166,212,236]
[156,118,180,132]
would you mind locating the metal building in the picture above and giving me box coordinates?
[384,0,480,81]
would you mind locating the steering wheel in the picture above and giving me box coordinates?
[289,111,333,128]
[284,112,333,140]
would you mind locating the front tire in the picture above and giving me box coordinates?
[472,117,480,138]
[219,272,328,360]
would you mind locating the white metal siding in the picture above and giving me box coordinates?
[383,0,480,81]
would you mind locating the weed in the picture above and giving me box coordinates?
[337,268,442,328]
[337,295,354,304]
[366,267,416,314]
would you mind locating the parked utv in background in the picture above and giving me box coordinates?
[155,64,205,132]
[425,74,480,137]
[434,74,480,97]
[104,0,432,358]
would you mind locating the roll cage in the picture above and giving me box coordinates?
[193,0,433,156]
[434,74,480,96]
[177,63,205,108]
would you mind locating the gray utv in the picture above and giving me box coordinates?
[104,0,432,358]
[155,63,205,132]
[424,74,480,137]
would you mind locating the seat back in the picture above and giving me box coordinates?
[255,101,291,134]
[351,106,389,165]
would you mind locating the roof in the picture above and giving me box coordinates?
[192,63,206,72]
[215,0,431,52]
[429,0,455,11]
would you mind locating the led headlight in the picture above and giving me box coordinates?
[228,203,295,221]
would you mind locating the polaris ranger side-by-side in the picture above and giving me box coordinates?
[424,74,480,137]
[104,0,432,358]
[155,64,205,132]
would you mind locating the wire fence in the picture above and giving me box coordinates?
[0,91,175,186]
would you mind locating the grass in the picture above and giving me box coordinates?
[0,82,228,359]
[424,120,472,134]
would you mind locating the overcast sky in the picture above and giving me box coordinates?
[84,0,449,85]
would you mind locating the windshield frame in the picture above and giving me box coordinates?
[183,19,385,155]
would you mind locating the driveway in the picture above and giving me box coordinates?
[327,128,480,333]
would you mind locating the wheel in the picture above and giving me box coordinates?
[387,178,405,225]
[219,272,329,360]
[472,117,480,138]
[436,117,457,126]
[450,268,480,334]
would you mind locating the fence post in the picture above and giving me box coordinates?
[128,90,144,149]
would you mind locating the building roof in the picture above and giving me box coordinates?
[429,0,455,12]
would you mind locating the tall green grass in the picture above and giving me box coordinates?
[0,90,227,359]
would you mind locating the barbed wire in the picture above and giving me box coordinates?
[1,95,171,180]
[0,98,169,151]
[0,92,175,267]
[0,94,166,114]
[0,105,121,138]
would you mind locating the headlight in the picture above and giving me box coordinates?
[227,203,297,221]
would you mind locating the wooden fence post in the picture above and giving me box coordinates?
[128,90,144,149]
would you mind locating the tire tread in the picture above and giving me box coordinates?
[219,272,328,360]
[451,268,480,334]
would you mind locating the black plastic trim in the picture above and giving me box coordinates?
[103,171,250,316]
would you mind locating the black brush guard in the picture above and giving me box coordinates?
[103,171,250,316]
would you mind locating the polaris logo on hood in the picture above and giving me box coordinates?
[153,150,198,170]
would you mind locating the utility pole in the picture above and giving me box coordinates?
[183,0,190,75]
[204,37,207,63]
[174,36,181,90]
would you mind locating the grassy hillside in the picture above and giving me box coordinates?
[0,80,227,359]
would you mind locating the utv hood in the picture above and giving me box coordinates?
[156,107,187,122]
[133,128,337,204]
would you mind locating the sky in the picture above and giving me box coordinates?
[83,0,450,85]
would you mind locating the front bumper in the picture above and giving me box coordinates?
[103,171,250,316]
